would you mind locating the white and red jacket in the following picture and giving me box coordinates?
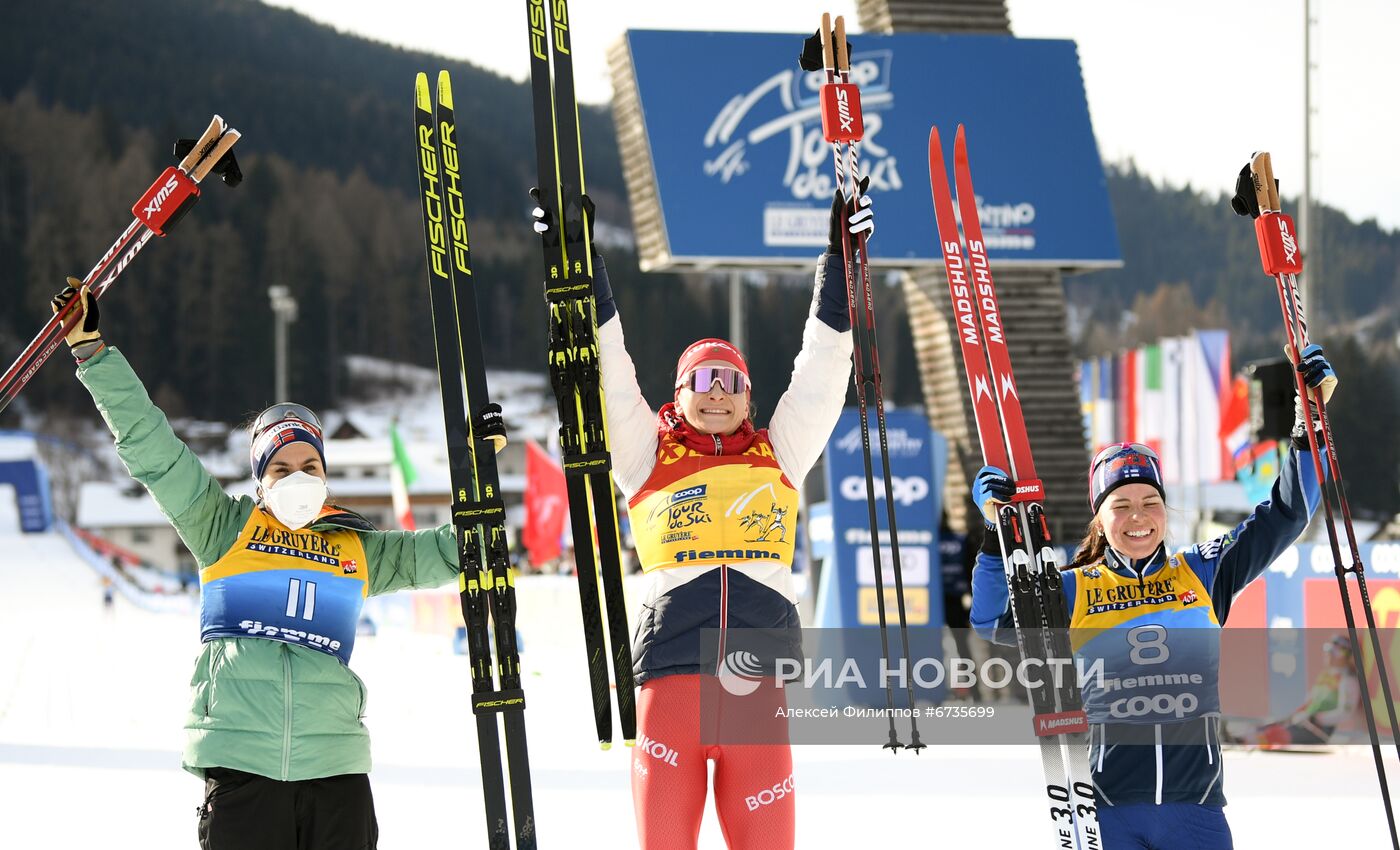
[599,256,852,684]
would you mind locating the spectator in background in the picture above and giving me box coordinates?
[939,510,980,701]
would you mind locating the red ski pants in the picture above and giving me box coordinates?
[631,674,795,850]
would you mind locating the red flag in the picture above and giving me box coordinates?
[523,440,567,565]
[1219,374,1251,467]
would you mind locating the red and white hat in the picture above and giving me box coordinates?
[674,338,750,388]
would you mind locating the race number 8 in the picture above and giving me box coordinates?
[1127,625,1168,665]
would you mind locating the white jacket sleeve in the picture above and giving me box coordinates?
[597,317,659,499]
[768,315,853,486]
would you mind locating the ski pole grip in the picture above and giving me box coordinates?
[819,17,863,144]
[820,12,833,70]
[191,130,242,182]
[1247,152,1301,275]
[835,16,849,72]
[1250,151,1279,213]
[177,115,227,173]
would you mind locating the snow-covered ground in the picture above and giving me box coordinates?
[1,492,1396,849]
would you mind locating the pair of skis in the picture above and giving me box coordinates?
[412,71,535,850]
[0,116,240,415]
[809,13,924,753]
[928,126,1100,848]
[524,0,636,749]
[1235,153,1400,849]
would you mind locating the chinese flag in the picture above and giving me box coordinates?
[523,440,567,564]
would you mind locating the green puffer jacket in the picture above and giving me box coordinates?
[77,347,460,781]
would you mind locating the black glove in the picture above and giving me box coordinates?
[474,403,507,454]
[825,176,874,255]
[530,187,596,248]
[51,277,101,352]
[530,188,615,325]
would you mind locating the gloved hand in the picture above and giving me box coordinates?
[530,187,596,247]
[825,176,874,255]
[529,188,615,325]
[474,402,508,454]
[1287,343,1338,449]
[50,277,102,357]
[972,466,1014,530]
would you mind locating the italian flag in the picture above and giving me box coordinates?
[389,421,417,530]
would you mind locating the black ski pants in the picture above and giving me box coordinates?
[197,767,378,850]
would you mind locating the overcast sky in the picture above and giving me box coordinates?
[268,0,1398,230]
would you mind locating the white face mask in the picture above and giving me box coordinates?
[262,471,327,530]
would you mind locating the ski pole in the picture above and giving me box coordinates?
[1236,151,1399,850]
[0,116,240,415]
[806,12,920,751]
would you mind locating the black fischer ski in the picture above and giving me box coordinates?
[524,0,636,749]
[1233,152,1399,849]
[805,13,923,752]
[928,125,1100,849]
[0,116,240,414]
[413,70,536,850]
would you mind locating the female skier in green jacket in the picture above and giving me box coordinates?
[54,281,461,850]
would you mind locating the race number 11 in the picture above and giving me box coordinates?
[286,578,317,620]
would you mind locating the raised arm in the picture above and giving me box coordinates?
[1206,345,1338,618]
[593,254,659,498]
[1204,445,1324,620]
[77,346,249,567]
[768,255,855,484]
[768,184,868,483]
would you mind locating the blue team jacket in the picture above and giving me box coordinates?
[971,447,1323,806]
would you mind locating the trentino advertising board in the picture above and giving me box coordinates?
[620,29,1120,268]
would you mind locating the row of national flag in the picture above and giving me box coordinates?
[1079,330,1279,491]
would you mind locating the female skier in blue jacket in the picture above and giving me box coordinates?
[970,345,1336,849]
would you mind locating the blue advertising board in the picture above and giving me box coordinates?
[623,30,1120,268]
[0,458,51,533]
[816,409,945,630]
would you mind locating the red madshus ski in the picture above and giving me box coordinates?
[929,125,1100,850]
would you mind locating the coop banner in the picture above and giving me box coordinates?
[821,408,943,632]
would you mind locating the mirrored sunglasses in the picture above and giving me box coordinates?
[677,366,748,395]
